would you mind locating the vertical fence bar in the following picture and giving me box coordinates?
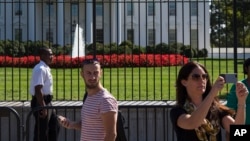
[233,0,238,73]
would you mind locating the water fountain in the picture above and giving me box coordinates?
[71,24,85,58]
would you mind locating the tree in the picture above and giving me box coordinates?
[210,1,250,47]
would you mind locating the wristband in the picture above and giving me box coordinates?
[237,104,246,108]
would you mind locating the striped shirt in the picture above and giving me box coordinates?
[80,89,118,141]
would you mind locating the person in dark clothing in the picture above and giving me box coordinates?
[170,61,248,141]
[29,47,59,141]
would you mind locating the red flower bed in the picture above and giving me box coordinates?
[0,54,189,68]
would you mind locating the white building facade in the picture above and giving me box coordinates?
[0,0,210,49]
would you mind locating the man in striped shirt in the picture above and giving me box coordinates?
[58,58,118,141]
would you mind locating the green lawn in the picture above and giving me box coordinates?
[0,59,245,101]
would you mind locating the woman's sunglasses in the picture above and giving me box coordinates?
[191,73,208,81]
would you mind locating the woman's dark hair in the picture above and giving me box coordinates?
[243,58,250,74]
[175,61,212,106]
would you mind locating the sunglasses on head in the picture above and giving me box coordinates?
[82,58,100,65]
[191,73,208,81]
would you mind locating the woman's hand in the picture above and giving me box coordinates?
[235,81,248,104]
[211,76,225,97]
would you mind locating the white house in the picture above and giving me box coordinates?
[0,0,210,49]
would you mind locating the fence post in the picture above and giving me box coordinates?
[0,106,22,141]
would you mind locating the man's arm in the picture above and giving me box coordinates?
[35,85,47,118]
[101,111,117,141]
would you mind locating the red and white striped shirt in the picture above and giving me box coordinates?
[80,89,118,141]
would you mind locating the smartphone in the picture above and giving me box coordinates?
[220,73,237,83]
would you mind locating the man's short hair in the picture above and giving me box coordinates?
[81,58,101,69]
[39,47,51,56]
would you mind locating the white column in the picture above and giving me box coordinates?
[28,0,35,41]
[86,0,93,44]
[57,0,64,46]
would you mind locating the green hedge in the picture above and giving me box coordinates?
[0,40,208,58]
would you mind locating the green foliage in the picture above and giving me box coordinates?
[182,47,195,58]
[86,41,146,55]
[132,45,145,54]
[155,43,168,54]
[3,40,25,57]
[0,40,207,58]
[210,1,250,47]
[145,45,154,54]
[104,43,118,55]
[119,40,133,47]
[0,40,69,57]
[198,48,208,57]
[179,45,208,58]
[168,43,183,54]
[23,40,38,56]
[62,44,73,55]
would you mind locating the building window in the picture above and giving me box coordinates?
[96,29,103,43]
[71,3,78,17]
[15,28,22,41]
[191,29,198,49]
[127,29,134,43]
[169,29,176,44]
[96,2,103,16]
[46,28,53,42]
[15,2,22,16]
[148,2,155,16]
[45,2,54,17]
[127,2,133,16]
[191,1,198,16]
[169,2,176,16]
[148,29,155,45]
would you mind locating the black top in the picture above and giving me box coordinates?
[170,106,228,141]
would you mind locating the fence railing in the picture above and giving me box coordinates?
[1,102,179,141]
[0,106,22,141]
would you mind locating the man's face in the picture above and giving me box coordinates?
[42,49,53,65]
[81,63,102,89]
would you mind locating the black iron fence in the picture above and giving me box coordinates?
[1,103,177,141]
[0,0,250,101]
[0,106,22,141]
